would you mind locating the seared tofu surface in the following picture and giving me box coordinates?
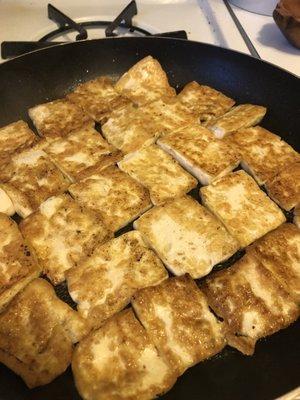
[0,278,90,388]
[68,165,151,232]
[72,308,177,400]
[134,196,239,279]
[158,124,240,185]
[201,170,286,247]
[20,194,112,285]
[67,231,168,328]
[132,275,226,375]
[202,253,299,355]
[118,144,197,205]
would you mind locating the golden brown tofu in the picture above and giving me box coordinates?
[0,278,90,388]
[177,81,235,125]
[202,253,299,355]
[118,144,197,205]
[0,213,40,312]
[68,165,151,232]
[132,275,226,375]
[201,170,286,247]
[72,308,177,400]
[20,194,112,285]
[67,76,130,123]
[67,231,168,329]
[208,104,267,138]
[248,223,300,302]
[158,124,240,185]
[228,126,300,185]
[115,55,176,105]
[28,98,93,138]
[134,196,239,279]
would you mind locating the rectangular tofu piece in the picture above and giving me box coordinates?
[158,124,240,185]
[228,126,300,185]
[67,76,130,123]
[132,275,226,375]
[40,124,121,182]
[68,165,151,232]
[208,104,267,138]
[265,161,300,210]
[118,144,197,205]
[177,81,235,125]
[20,194,112,285]
[202,253,299,355]
[72,308,177,400]
[0,278,90,388]
[29,98,93,138]
[134,196,239,279]
[66,231,168,329]
[200,170,286,247]
[247,223,300,302]
[115,55,176,105]
[0,148,71,218]
[0,213,40,312]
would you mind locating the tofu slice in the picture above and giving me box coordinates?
[200,170,286,247]
[294,204,300,228]
[66,231,168,329]
[134,196,239,279]
[115,55,176,105]
[118,144,197,205]
[132,275,226,375]
[265,161,300,210]
[68,165,151,232]
[202,253,299,355]
[228,126,300,185]
[247,223,300,302]
[0,121,37,167]
[177,81,235,125]
[208,104,267,138]
[72,308,177,400]
[158,124,240,185]
[67,76,130,123]
[0,213,40,312]
[20,194,112,285]
[40,124,121,182]
[0,148,71,218]
[0,278,90,388]
[28,98,93,138]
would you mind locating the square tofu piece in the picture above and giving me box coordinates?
[177,81,235,125]
[0,121,36,166]
[228,126,300,185]
[208,104,267,138]
[248,223,300,302]
[72,309,177,400]
[201,170,286,247]
[134,196,239,279]
[132,275,226,375]
[265,161,300,210]
[115,55,176,105]
[0,213,40,312]
[0,278,90,388]
[202,253,299,355]
[29,98,93,138]
[20,194,112,285]
[158,124,240,185]
[118,144,197,205]
[0,148,70,218]
[68,165,151,232]
[40,124,121,182]
[66,231,168,328]
[67,76,130,123]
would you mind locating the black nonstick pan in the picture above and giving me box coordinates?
[0,37,299,400]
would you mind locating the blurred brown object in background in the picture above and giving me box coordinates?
[273,0,300,49]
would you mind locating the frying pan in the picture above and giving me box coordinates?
[0,37,299,400]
